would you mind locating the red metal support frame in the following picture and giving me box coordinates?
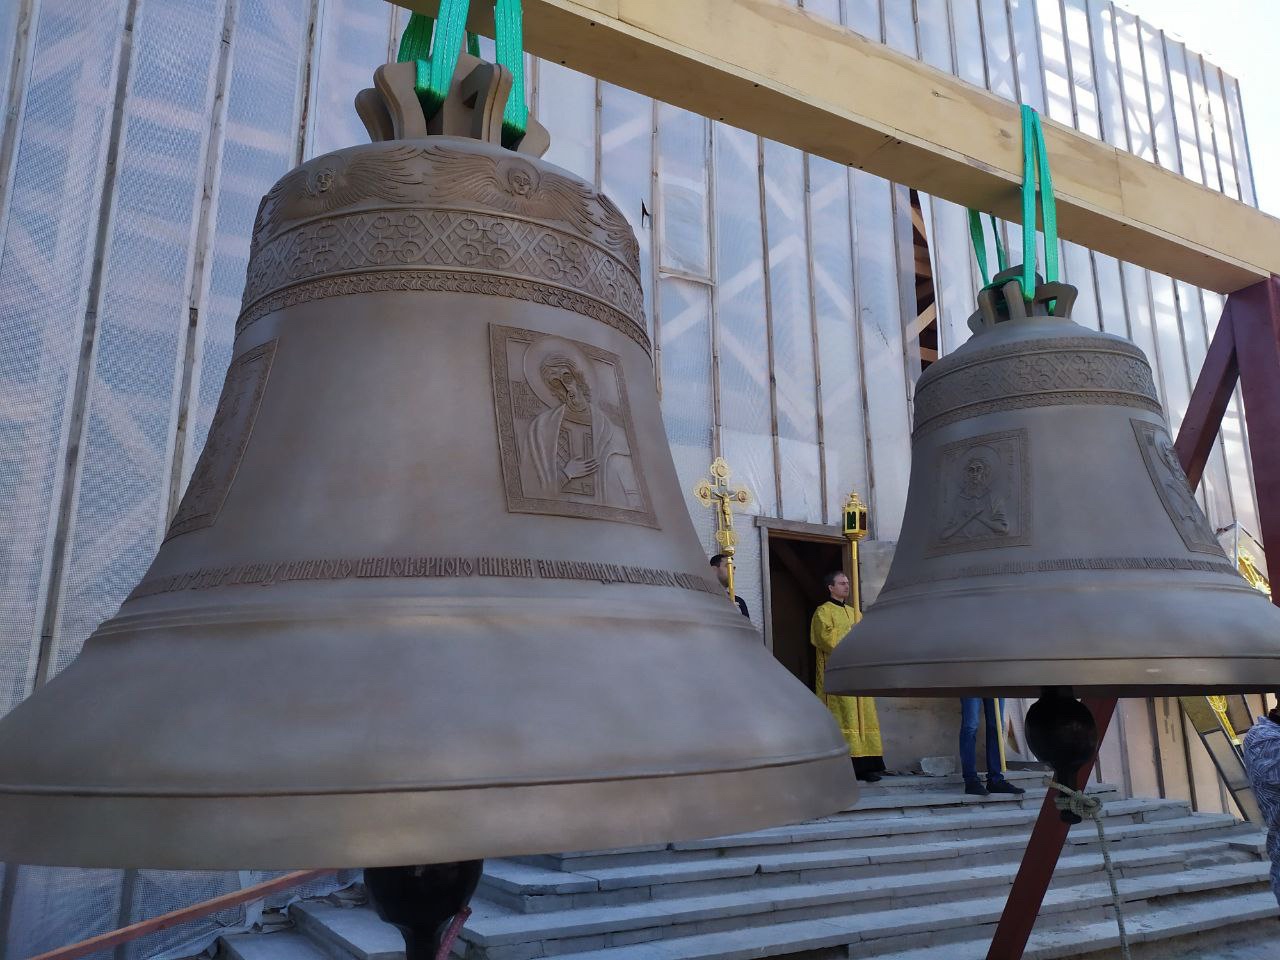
[1229,276,1280,610]
[986,276,1280,960]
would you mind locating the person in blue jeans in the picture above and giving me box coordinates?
[960,698,1025,796]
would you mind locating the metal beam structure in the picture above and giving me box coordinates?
[391,0,1280,293]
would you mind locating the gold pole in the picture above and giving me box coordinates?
[720,495,736,600]
[994,697,1008,772]
[849,538,861,626]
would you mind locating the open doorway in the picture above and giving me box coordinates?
[765,532,845,691]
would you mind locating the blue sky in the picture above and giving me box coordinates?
[1118,0,1278,215]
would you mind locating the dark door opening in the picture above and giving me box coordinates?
[767,535,845,691]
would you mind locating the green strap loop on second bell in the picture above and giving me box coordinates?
[967,209,1008,289]
[1020,104,1059,298]
[397,1,528,147]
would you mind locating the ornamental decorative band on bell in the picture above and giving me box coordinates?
[826,266,1280,700]
[0,51,854,872]
[238,140,647,351]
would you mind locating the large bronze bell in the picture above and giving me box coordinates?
[828,269,1280,699]
[0,58,853,871]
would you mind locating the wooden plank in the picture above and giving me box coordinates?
[390,0,1280,293]
[29,871,332,960]
[753,514,842,542]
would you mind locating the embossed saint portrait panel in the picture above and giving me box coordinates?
[490,325,656,526]
[928,428,1032,556]
[1131,419,1224,555]
[167,339,277,540]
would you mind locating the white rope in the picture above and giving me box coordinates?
[1048,780,1132,960]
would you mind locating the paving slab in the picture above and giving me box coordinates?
[223,933,328,960]
[291,901,405,960]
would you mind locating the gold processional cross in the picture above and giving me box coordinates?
[693,458,752,604]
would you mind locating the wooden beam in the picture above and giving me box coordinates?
[913,247,933,275]
[753,514,843,543]
[391,0,1280,293]
[907,302,938,339]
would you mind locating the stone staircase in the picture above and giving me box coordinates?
[219,771,1277,960]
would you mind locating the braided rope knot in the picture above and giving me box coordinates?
[1050,780,1104,821]
[1047,779,1132,960]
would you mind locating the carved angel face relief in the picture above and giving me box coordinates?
[502,160,538,197]
[253,144,426,241]
[424,145,640,267]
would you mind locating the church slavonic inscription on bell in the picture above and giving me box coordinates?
[491,325,655,526]
[928,428,1032,556]
[1131,419,1224,556]
[167,340,277,540]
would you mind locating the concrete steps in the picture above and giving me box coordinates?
[462,845,1249,950]
[223,932,329,960]
[214,772,1275,960]
[518,865,1272,959]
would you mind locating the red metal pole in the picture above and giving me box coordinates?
[985,278,1280,960]
[1173,300,1239,491]
[985,698,1117,959]
[1226,276,1280,603]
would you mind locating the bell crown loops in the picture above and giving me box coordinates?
[969,265,1078,334]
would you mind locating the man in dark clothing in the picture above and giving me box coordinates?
[1243,701,1280,905]
[709,554,749,619]
[959,697,1025,797]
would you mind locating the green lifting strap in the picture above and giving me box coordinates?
[494,0,529,147]
[397,1,529,147]
[1020,103,1058,298]
[966,104,1058,299]
[967,209,1008,289]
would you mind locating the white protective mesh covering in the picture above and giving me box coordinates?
[0,0,1264,952]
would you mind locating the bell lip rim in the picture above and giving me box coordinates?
[0,743,852,799]
[0,754,857,871]
[825,655,1280,699]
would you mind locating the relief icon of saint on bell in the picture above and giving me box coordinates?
[941,446,1009,542]
[520,337,639,508]
[1132,419,1223,555]
[492,326,655,526]
[930,429,1030,555]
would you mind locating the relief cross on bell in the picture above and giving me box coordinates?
[693,457,753,603]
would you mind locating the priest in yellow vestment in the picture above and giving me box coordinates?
[810,570,885,781]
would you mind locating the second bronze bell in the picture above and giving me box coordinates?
[828,268,1280,699]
